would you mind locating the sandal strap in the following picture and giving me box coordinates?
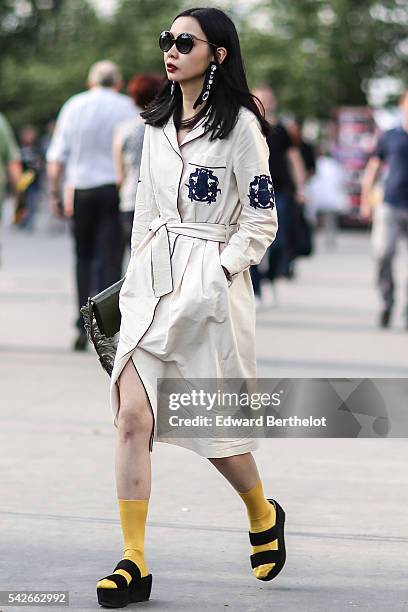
[113,559,142,581]
[249,523,279,546]
[250,550,282,568]
[101,573,128,589]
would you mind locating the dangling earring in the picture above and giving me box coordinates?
[170,81,175,95]
[193,61,217,109]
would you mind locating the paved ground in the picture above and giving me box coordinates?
[0,206,407,611]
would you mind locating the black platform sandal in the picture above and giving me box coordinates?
[97,559,152,608]
[249,498,286,581]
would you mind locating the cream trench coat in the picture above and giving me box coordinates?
[109,106,278,458]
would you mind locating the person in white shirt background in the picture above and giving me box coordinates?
[46,60,137,351]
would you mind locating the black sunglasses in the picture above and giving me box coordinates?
[159,30,219,54]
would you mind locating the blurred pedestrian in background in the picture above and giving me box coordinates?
[47,60,137,351]
[14,125,44,232]
[286,118,316,180]
[0,112,22,266]
[306,142,347,249]
[360,88,408,330]
[251,85,307,307]
[113,73,162,272]
[40,120,56,159]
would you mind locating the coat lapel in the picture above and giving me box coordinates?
[162,113,181,156]
[162,108,211,153]
[179,112,210,147]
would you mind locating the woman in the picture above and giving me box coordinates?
[96,7,286,608]
[114,74,162,270]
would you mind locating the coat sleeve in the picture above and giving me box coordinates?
[219,113,278,282]
[130,124,159,256]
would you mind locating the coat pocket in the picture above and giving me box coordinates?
[217,244,233,289]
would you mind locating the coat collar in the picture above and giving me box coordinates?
[163,108,211,154]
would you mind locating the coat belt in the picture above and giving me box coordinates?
[147,215,238,297]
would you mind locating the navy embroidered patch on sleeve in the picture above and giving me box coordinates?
[185,168,221,205]
[248,174,275,209]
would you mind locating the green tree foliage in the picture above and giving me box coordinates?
[0,0,105,129]
[0,0,407,132]
[239,0,408,118]
[101,0,181,79]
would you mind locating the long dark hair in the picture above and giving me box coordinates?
[140,7,270,140]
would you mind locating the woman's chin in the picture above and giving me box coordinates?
[167,71,181,81]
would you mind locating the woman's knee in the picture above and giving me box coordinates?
[117,361,153,438]
[117,400,153,438]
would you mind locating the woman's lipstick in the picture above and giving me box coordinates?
[167,63,178,73]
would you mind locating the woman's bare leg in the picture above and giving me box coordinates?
[208,452,260,493]
[115,357,153,498]
[208,452,278,579]
[96,357,153,592]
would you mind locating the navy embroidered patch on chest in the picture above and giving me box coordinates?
[185,167,221,205]
[248,175,275,209]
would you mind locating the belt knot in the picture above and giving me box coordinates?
[148,216,169,234]
[146,215,237,298]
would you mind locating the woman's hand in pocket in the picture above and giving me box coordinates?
[222,266,232,282]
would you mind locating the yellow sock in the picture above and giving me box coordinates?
[238,479,277,579]
[97,499,149,590]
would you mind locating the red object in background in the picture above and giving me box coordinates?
[331,106,378,227]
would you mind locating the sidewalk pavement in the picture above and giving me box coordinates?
[0,211,407,611]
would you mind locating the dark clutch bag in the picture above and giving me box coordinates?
[91,277,125,337]
[80,277,125,377]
